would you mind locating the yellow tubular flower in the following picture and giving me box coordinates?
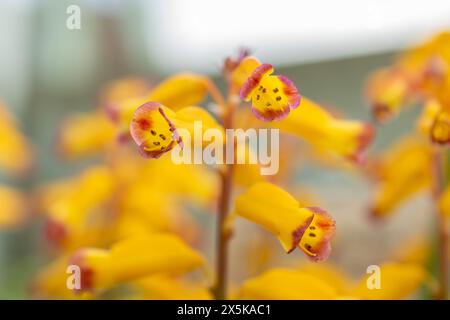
[0,185,27,229]
[129,102,221,159]
[100,77,151,107]
[58,111,115,159]
[146,73,210,110]
[365,68,412,123]
[240,63,301,121]
[0,102,33,176]
[36,166,115,248]
[297,263,351,294]
[369,136,432,218]
[131,274,212,300]
[106,73,210,140]
[366,31,450,123]
[350,262,429,300]
[234,182,335,261]
[69,233,205,292]
[239,268,339,300]
[31,255,93,299]
[271,98,374,163]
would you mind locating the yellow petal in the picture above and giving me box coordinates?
[239,268,339,300]
[297,263,351,294]
[430,107,450,145]
[271,98,374,163]
[147,73,209,110]
[390,236,430,265]
[438,184,450,217]
[100,77,150,106]
[130,102,222,158]
[35,166,115,248]
[31,255,93,299]
[0,102,33,176]
[129,102,181,158]
[234,182,335,259]
[106,73,215,141]
[365,68,411,123]
[0,185,27,229]
[417,99,441,138]
[240,64,301,121]
[231,56,261,89]
[58,111,115,159]
[69,233,205,291]
[350,262,429,300]
[369,136,432,218]
[132,274,212,300]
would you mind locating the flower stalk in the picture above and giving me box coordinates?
[213,82,238,300]
[432,148,449,300]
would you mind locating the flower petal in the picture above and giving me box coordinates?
[234,182,335,257]
[431,108,450,145]
[369,136,432,218]
[58,112,115,159]
[350,262,429,300]
[147,73,209,110]
[241,64,301,121]
[271,97,374,163]
[298,207,336,262]
[231,56,261,88]
[0,185,27,229]
[129,102,182,158]
[239,268,339,300]
[0,102,34,176]
[69,233,205,291]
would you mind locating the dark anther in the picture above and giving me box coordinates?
[266,103,271,107]
[309,233,316,237]
[159,134,166,140]
[153,141,160,146]
[276,96,282,101]
[309,226,316,230]
[273,88,279,93]
[262,88,267,93]
[256,94,260,100]
[150,130,157,136]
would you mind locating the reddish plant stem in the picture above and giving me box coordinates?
[432,149,449,300]
[214,87,237,300]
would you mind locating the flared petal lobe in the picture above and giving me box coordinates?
[130,102,181,158]
[234,182,335,260]
[299,207,336,262]
[240,64,301,121]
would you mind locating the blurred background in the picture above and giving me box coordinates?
[1,0,450,298]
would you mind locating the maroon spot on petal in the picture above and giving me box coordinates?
[137,118,152,130]
[286,214,314,254]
